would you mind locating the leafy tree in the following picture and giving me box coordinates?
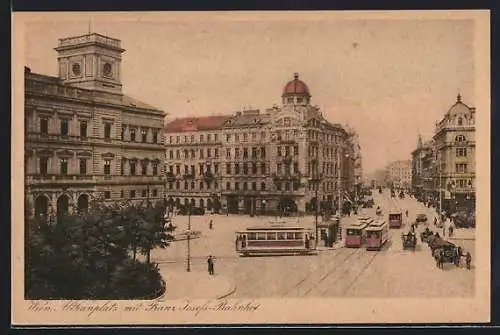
[25,199,174,300]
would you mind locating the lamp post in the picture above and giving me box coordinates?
[186,202,192,272]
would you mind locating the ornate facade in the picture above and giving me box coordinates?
[386,160,412,189]
[411,94,476,211]
[25,33,166,219]
[164,73,356,214]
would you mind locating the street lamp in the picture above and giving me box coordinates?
[261,199,266,216]
[186,202,192,272]
[338,150,350,219]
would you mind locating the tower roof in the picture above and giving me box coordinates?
[282,73,311,97]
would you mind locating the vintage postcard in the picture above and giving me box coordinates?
[12,10,490,325]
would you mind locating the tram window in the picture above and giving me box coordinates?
[347,229,356,236]
[286,232,295,239]
[267,232,277,240]
[277,232,286,240]
[294,232,303,240]
[256,233,266,240]
[248,233,257,240]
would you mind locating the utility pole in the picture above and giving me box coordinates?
[438,154,442,221]
[338,149,342,219]
[314,166,319,243]
[186,203,191,272]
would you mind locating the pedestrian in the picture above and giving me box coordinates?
[434,217,437,226]
[466,252,472,270]
[405,209,409,217]
[442,226,446,237]
[209,219,213,230]
[207,255,215,275]
[457,246,463,259]
[448,225,454,237]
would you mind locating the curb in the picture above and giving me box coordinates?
[448,237,476,241]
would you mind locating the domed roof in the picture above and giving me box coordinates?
[447,94,472,117]
[283,73,311,96]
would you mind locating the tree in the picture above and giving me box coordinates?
[25,200,173,299]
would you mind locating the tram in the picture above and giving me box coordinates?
[345,217,372,248]
[388,210,403,229]
[365,220,389,251]
[235,224,316,256]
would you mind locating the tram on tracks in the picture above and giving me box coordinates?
[345,217,373,248]
[235,224,316,257]
[388,210,403,229]
[365,220,389,251]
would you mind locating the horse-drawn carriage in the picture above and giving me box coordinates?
[429,238,460,267]
[420,229,434,242]
[401,232,417,250]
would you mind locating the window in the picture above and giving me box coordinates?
[191,149,195,158]
[261,147,266,158]
[252,182,257,191]
[293,162,299,173]
[39,157,48,175]
[104,191,111,199]
[277,147,282,156]
[455,164,468,173]
[252,163,257,174]
[80,121,87,139]
[260,132,266,140]
[184,181,188,190]
[152,129,159,143]
[152,162,158,176]
[184,165,189,175]
[190,135,194,143]
[243,163,248,175]
[455,135,466,143]
[199,181,204,189]
[176,136,180,143]
[190,181,195,189]
[252,147,257,158]
[176,150,180,159]
[184,150,188,159]
[235,163,240,175]
[285,146,290,156]
[200,134,204,142]
[214,134,218,141]
[297,97,304,104]
[169,182,173,189]
[207,148,211,158]
[120,190,124,198]
[141,162,147,175]
[142,189,147,197]
[458,117,463,126]
[261,182,266,191]
[200,149,204,159]
[243,182,248,191]
[130,162,136,175]
[152,189,158,197]
[261,163,266,174]
[169,136,173,143]
[40,118,48,135]
[226,148,231,158]
[215,148,219,158]
[287,97,293,104]
[235,134,239,141]
[226,163,231,174]
[104,160,111,175]
[214,163,219,174]
[60,158,68,175]
[175,181,180,189]
[456,148,467,157]
[104,123,111,139]
[190,165,195,175]
[60,119,69,137]
[285,182,290,191]
[235,148,240,158]
[294,145,299,155]
[79,159,87,174]
[207,134,212,142]
[243,148,248,158]
[130,190,136,198]
[226,134,231,142]
[169,150,174,159]
[277,182,282,191]
[130,128,136,142]
[141,128,147,143]
[243,133,248,142]
[235,182,240,190]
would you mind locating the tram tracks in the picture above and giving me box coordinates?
[280,248,353,297]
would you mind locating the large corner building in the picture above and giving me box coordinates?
[25,33,166,218]
[164,73,358,214]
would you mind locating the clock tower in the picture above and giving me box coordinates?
[54,33,125,94]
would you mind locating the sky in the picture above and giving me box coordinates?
[21,12,475,174]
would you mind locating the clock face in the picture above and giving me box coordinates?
[72,63,81,76]
[103,63,112,77]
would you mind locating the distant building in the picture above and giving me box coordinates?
[25,33,166,218]
[385,160,412,188]
[411,136,435,198]
[164,73,357,214]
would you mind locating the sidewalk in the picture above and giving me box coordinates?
[157,267,236,300]
[447,228,476,241]
[316,239,345,251]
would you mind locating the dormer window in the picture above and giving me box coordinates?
[287,97,293,104]
[457,117,463,126]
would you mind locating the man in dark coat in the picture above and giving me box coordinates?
[466,252,472,270]
[207,255,214,275]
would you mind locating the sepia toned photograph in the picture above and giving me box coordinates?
[12,10,490,325]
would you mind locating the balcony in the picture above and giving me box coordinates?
[26,174,95,185]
